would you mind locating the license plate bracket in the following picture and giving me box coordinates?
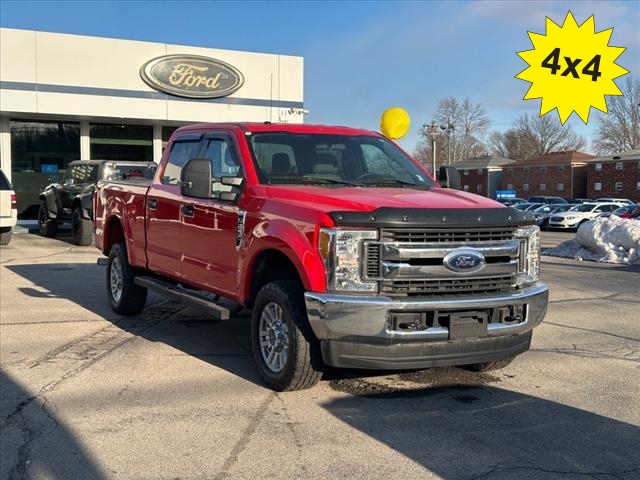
[449,311,488,340]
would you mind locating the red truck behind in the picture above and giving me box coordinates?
[94,122,548,391]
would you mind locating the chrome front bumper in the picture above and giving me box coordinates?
[304,283,548,369]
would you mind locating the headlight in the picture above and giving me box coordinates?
[318,228,378,292]
[516,225,540,286]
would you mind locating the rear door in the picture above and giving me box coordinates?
[180,131,243,296]
[146,133,203,279]
[60,163,98,218]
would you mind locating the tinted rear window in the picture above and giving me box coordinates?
[0,170,11,190]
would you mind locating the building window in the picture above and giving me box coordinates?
[523,183,529,192]
[162,126,180,150]
[540,166,547,173]
[615,182,623,191]
[523,167,530,173]
[477,168,483,175]
[507,183,513,190]
[615,162,623,170]
[507,167,513,174]
[463,169,469,176]
[476,184,483,193]
[463,184,469,191]
[540,183,546,191]
[90,123,153,161]
[557,183,564,191]
[594,182,602,191]
[10,119,81,219]
[595,163,602,171]
[557,166,565,173]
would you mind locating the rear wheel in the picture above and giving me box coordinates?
[71,207,93,246]
[462,357,514,372]
[106,242,147,315]
[0,227,12,245]
[251,281,323,391]
[38,202,58,238]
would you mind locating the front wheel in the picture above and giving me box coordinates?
[71,207,93,246]
[106,242,147,315]
[38,202,58,238]
[251,281,323,391]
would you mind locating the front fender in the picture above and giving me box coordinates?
[39,190,58,219]
[242,219,326,300]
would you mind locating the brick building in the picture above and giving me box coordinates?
[586,149,640,202]
[500,151,595,200]
[454,155,515,199]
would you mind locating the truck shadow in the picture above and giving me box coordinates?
[1,371,107,479]
[6,262,264,387]
[321,379,640,479]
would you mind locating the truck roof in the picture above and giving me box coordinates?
[176,122,381,137]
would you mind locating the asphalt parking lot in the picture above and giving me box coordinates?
[1,227,639,480]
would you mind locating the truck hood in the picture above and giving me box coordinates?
[266,185,504,211]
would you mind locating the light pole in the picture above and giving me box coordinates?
[424,122,456,174]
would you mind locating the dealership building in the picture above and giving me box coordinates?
[0,27,304,217]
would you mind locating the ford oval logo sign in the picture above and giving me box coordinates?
[443,249,485,273]
[140,54,244,99]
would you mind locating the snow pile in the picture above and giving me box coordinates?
[543,216,640,265]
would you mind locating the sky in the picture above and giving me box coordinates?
[1,0,638,154]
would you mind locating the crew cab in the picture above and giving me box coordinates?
[94,123,548,391]
[39,159,156,245]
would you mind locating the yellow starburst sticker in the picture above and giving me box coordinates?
[516,11,628,124]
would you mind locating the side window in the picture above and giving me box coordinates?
[66,164,97,185]
[162,140,201,185]
[202,138,242,192]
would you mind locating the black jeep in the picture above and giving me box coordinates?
[38,160,156,245]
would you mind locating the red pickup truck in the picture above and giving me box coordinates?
[94,122,548,391]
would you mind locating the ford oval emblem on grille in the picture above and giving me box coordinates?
[443,248,485,273]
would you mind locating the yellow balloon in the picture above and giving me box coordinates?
[380,107,410,139]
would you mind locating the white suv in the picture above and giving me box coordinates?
[547,202,623,231]
[0,169,18,245]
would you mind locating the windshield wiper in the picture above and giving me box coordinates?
[301,175,360,186]
[359,177,428,189]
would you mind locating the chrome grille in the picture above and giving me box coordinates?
[381,228,515,243]
[369,227,520,297]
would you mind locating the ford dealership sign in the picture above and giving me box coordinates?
[140,54,244,99]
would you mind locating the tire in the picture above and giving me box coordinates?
[251,281,323,391]
[38,202,58,238]
[106,242,148,315]
[71,207,93,246]
[462,357,514,372]
[0,227,12,246]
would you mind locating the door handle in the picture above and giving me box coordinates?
[181,204,194,217]
[148,198,158,209]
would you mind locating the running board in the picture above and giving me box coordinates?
[134,276,231,320]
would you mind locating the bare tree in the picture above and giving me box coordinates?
[488,113,586,160]
[419,97,490,164]
[593,76,640,154]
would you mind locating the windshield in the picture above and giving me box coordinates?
[246,132,433,188]
[571,203,598,212]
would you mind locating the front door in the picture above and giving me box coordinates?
[181,133,242,298]
[146,133,203,280]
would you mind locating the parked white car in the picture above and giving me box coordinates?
[1,169,18,245]
[595,197,634,205]
[547,202,623,231]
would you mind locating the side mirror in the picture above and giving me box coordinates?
[438,166,461,190]
[181,158,212,198]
